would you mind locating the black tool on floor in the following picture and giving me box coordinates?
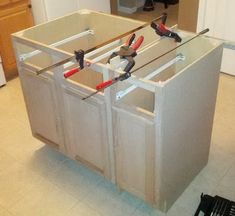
[151,13,182,42]
[194,193,235,216]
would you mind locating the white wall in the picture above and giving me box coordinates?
[44,0,78,20]
[77,0,111,13]
[197,0,235,75]
[31,0,48,24]
[199,0,235,41]
[31,0,111,25]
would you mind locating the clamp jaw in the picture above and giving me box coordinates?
[63,49,85,78]
[151,13,182,43]
[74,49,85,69]
[107,33,144,74]
[95,34,144,91]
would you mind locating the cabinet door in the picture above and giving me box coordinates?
[114,109,155,202]
[20,71,61,148]
[62,87,109,176]
[0,2,34,77]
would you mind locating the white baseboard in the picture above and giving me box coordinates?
[0,56,6,87]
[118,5,137,14]
[221,48,235,76]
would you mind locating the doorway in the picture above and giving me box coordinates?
[110,0,179,27]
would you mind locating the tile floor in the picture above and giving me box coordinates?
[0,73,235,216]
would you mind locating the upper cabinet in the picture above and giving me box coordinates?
[0,0,34,79]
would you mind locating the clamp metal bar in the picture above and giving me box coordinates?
[131,28,209,74]
[14,36,73,59]
[90,34,164,64]
[85,39,121,58]
[35,14,165,75]
[116,53,185,100]
[82,28,210,100]
[114,68,157,93]
[89,35,164,73]
[63,39,122,69]
[19,30,94,61]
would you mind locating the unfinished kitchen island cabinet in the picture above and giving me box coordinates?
[12,10,224,213]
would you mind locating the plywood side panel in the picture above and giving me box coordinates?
[156,45,223,211]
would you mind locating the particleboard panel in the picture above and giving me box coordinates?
[155,45,223,211]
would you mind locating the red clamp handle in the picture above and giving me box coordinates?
[159,23,168,33]
[96,80,113,91]
[64,68,80,78]
[126,34,136,46]
[132,36,144,51]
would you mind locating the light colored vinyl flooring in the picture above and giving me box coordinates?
[0,74,235,216]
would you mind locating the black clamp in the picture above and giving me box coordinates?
[74,49,85,69]
[151,13,182,43]
[107,34,144,79]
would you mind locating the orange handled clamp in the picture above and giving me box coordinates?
[64,68,80,78]
[63,50,85,78]
[95,34,144,91]
[150,12,182,43]
[107,33,144,74]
